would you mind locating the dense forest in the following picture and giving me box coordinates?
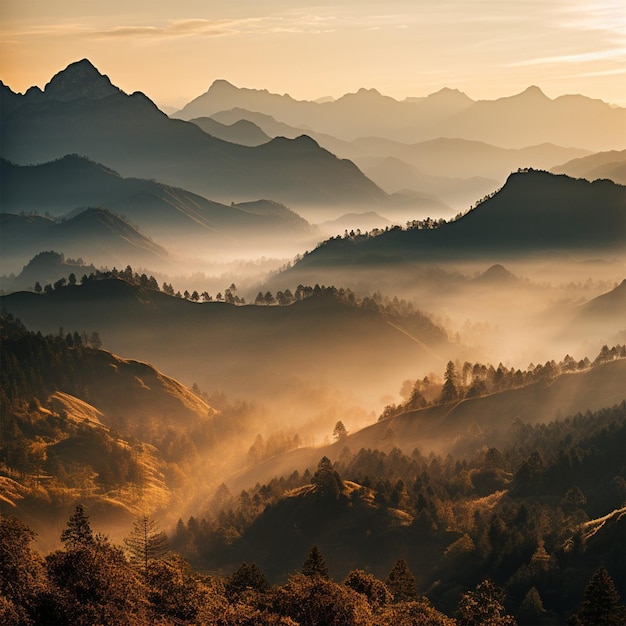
[169,403,625,623]
[2,503,624,625]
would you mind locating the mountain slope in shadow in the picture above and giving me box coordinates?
[0,60,386,209]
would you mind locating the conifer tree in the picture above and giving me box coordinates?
[302,545,330,579]
[124,514,169,569]
[570,566,625,626]
[385,559,417,602]
[60,503,94,549]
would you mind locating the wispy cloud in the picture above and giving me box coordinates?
[91,18,242,39]
[510,47,626,67]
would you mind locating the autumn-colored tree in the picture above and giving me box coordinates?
[343,569,392,608]
[457,579,517,626]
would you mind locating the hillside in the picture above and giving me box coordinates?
[285,171,626,272]
[226,355,626,492]
[0,315,217,543]
[0,209,169,273]
[0,279,452,416]
[0,60,387,209]
[0,155,317,255]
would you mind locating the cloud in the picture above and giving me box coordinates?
[509,47,626,67]
[92,19,240,39]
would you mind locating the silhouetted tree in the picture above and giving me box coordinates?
[385,559,417,602]
[311,457,343,498]
[60,504,94,549]
[302,545,329,579]
[568,566,625,625]
[440,361,459,403]
[124,514,169,569]
[225,562,270,599]
[333,420,348,442]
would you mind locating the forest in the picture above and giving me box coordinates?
[1,501,624,625]
[1,313,625,624]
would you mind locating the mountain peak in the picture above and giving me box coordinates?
[517,85,549,100]
[208,79,238,92]
[43,59,121,102]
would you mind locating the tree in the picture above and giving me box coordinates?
[311,457,343,498]
[124,514,169,569]
[332,421,348,442]
[517,587,547,625]
[385,559,417,602]
[34,281,42,293]
[225,562,270,599]
[46,539,147,625]
[0,516,46,625]
[60,504,95,549]
[569,566,625,626]
[343,569,392,608]
[457,579,516,626]
[440,361,459,403]
[271,573,371,626]
[302,545,329,579]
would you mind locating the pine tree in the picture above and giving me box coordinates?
[385,559,417,602]
[440,361,459,403]
[60,504,95,549]
[571,566,625,626]
[302,545,330,579]
[124,514,169,568]
[311,456,343,498]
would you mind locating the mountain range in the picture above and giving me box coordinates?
[0,155,318,258]
[0,60,387,210]
[175,80,626,151]
[207,107,594,209]
[0,209,169,272]
[552,149,626,185]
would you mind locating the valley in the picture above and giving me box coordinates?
[1,55,624,625]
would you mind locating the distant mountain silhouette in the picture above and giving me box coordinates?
[0,155,318,255]
[1,208,168,271]
[175,80,625,150]
[0,251,97,293]
[472,264,520,285]
[552,149,626,185]
[432,87,626,150]
[0,60,386,209]
[190,116,271,146]
[207,110,589,207]
[286,171,625,273]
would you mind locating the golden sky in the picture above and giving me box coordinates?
[2,0,625,108]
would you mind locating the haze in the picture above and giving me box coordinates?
[2,0,626,108]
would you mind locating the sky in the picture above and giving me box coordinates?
[1,0,625,109]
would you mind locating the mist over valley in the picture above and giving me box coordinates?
[1,56,625,625]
